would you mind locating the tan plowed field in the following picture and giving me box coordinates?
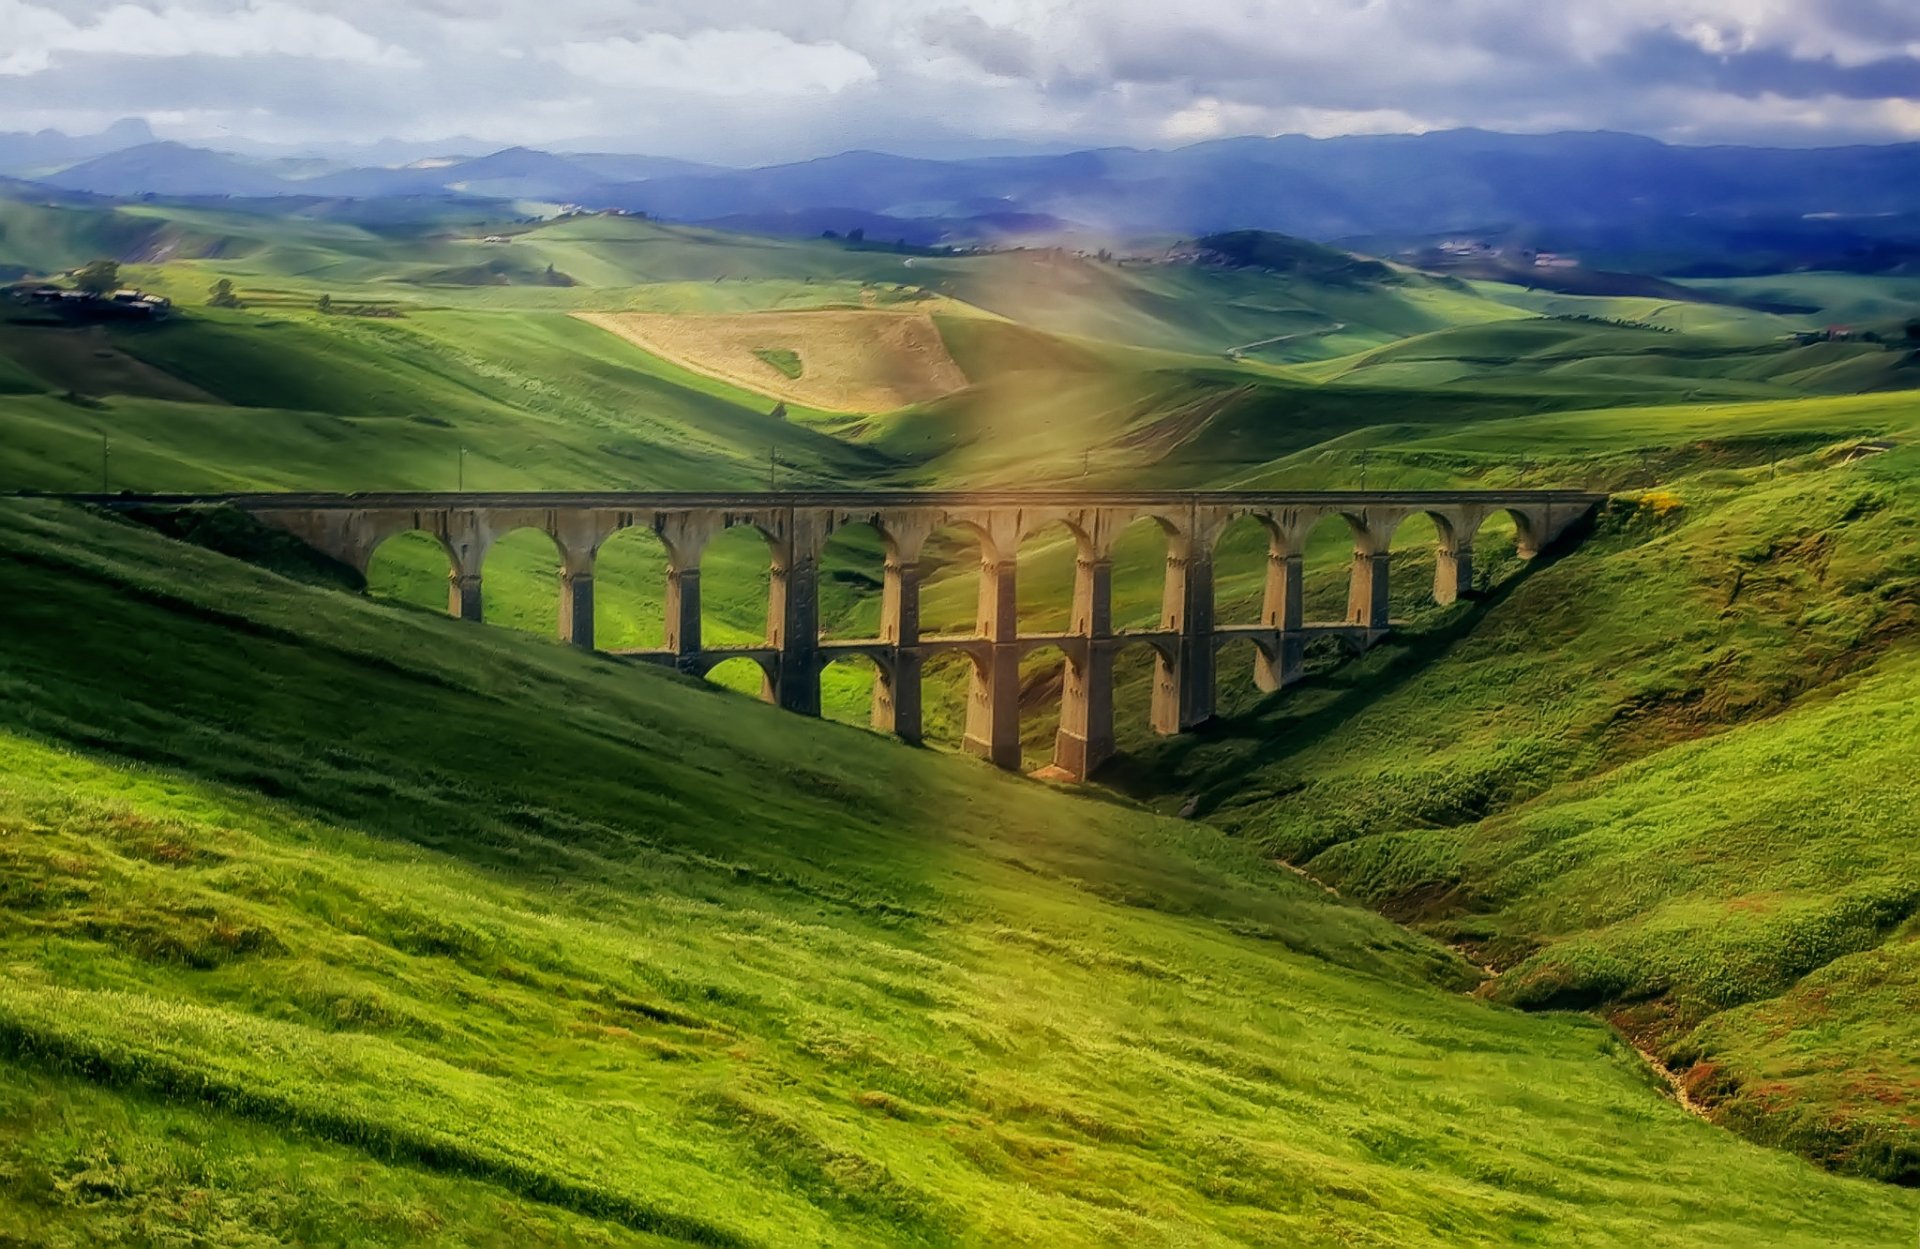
[575,309,971,413]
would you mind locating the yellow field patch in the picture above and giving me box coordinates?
[575,309,970,413]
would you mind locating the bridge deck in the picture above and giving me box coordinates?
[613,620,1387,667]
[61,488,1607,510]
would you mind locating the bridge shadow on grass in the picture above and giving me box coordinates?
[1101,519,1594,821]
[0,501,1400,973]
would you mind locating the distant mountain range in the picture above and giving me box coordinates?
[5,123,1920,266]
[0,118,158,175]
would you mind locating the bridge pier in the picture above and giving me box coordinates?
[1255,549,1304,691]
[768,526,822,717]
[1153,543,1216,734]
[559,572,594,648]
[1347,550,1391,631]
[1055,644,1115,780]
[962,553,1021,768]
[871,651,923,744]
[1434,546,1472,605]
[1053,555,1117,780]
[665,564,702,671]
[875,556,924,745]
[449,572,483,622]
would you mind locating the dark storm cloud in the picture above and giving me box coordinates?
[1613,29,1920,102]
[0,1,1916,159]
[918,11,1038,81]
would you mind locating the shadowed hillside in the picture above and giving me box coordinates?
[0,499,1912,1245]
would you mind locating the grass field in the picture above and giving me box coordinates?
[3,192,1920,1235]
[1,500,1915,1246]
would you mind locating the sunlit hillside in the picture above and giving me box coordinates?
[2,190,1918,1242]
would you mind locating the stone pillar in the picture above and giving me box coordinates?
[768,524,822,717]
[1256,549,1304,691]
[1152,544,1215,734]
[880,558,921,645]
[962,554,1021,769]
[1434,546,1472,605]
[1056,556,1115,779]
[876,556,924,745]
[1070,555,1112,636]
[871,651,923,745]
[559,572,594,648]
[664,564,701,669]
[1054,646,1114,780]
[1347,550,1391,630]
[448,572,483,622]
[962,646,1021,768]
[976,553,1017,640]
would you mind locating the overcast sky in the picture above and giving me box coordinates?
[3,0,1918,162]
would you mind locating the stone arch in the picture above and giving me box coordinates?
[1104,638,1161,753]
[1013,640,1074,771]
[1212,634,1279,713]
[1015,517,1092,634]
[1111,632,1178,740]
[701,520,782,647]
[1460,506,1544,560]
[914,520,998,638]
[1382,509,1466,611]
[817,518,892,642]
[365,527,464,617]
[1292,509,1369,624]
[1211,511,1285,626]
[1376,508,1460,553]
[1458,507,1536,596]
[476,524,569,637]
[1103,515,1177,631]
[916,645,987,754]
[702,654,776,703]
[1111,632,1177,669]
[819,649,891,732]
[591,522,675,653]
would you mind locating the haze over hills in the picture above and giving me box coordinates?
[10,123,1920,260]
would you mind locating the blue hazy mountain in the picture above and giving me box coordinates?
[13,128,1920,251]
[0,118,157,176]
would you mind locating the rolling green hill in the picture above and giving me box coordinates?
[1099,414,1920,1184]
[1298,318,1912,400]
[0,499,1913,1246]
[4,190,1920,1234]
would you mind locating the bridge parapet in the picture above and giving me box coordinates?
[92,489,1603,780]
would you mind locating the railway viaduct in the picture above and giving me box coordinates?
[134,490,1603,780]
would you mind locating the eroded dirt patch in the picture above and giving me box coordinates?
[576,309,970,413]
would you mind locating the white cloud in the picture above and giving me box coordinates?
[551,29,875,96]
[0,1,416,75]
[0,0,1916,158]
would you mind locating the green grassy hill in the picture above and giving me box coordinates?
[1,499,1914,1246]
[1299,318,1910,401]
[5,189,1920,1232]
[1101,415,1920,1183]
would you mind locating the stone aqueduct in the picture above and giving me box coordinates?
[179,489,1600,780]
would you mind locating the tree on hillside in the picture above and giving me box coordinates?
[317,294,333,314]
[74,259,120,296]
[208,278,243,309]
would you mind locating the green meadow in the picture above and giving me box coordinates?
[1,199,1918,1240]
[1,500,1914,1247]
